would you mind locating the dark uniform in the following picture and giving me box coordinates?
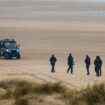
[85,55,91,75]
[50,55,57,72]
[94,56,100,76]
[67,54,74,74]
[98,56,102,76]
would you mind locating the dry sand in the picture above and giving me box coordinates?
[0,0,105,89]
[0,19,105,88]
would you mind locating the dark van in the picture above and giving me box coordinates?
[0,39,21,59]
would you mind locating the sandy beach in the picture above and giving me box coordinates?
[0,0,105,88]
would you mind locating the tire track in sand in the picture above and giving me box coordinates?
[6,65,79,88]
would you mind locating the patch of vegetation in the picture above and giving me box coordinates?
[15,97,28,105]
[62,83,105,105]
[82,83,105,105]
[0,79,105,105]
[32,82,66,94]
[0,89,12,99]
[0,79,66,99]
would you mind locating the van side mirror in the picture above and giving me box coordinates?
[18,44,20,47]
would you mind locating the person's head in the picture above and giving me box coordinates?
[52,54,54,57]
[96,56,99,59]
[86,55,89,58]
[69,53,72,56]
[98,56,100,59]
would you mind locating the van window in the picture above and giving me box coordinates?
[5,42,17,48]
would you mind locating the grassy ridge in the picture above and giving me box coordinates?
[0,79,105,105]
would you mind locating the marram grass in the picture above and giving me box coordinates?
[0,79,105,105]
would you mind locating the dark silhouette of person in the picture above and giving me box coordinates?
[67,53,74,74]
[98,56,102,76]
[94,56,100,77]
[50,54,57,73]
[85,55,91,75]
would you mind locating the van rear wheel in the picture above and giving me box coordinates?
[0,53,1,59]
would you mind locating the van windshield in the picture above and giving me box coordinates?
[5,42,17,48]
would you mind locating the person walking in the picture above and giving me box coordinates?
[98,56,102,76]
[50,54,57,73]
[85,55,91,75]
[94,56,100,77]
[67,53,74,74]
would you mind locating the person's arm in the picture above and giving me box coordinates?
[85,59,86,63]
[50,58,51,62]
[73,58,74,65]
[101,60,102,65]
[94,60,96,65]
[55,58,57,62]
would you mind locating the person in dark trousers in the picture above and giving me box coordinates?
[98,56,102,76]
[50,54,57,73]
[67,53,74,74]
[85,55,91,75]
[94,56,100,77]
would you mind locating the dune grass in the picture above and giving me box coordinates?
[62,83,105,105]
[0,79,66,99]
[15,97,28,105]
[0,79,105,105]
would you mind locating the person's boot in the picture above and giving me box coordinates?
[67,69,69,73]
[51,68,53,72]
[100,70,102,76]
[71,69,73,74]
[99,73,101,76]
[53,70,55,73]
[96,73,99,77]
[52,69,55,73]
[87,70,89,75]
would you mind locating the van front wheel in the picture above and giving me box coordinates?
[5,53,11,59]
[17,54,21,59]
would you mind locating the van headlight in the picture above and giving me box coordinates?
[17,49,20,53]
[6,49,11,52]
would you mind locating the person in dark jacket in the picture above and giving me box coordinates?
[67,53,74,74]
[98,56,102,76]
[50,54,57,72]
[94,56,100,76]
[85,55,91,75]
